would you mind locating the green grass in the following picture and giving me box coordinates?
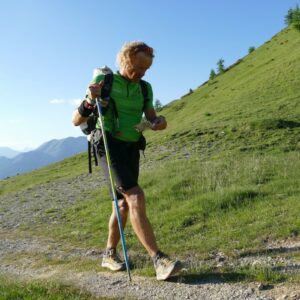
[0,276,111,300]
[23,151,299,259]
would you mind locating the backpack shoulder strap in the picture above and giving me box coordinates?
[140,80,150,111]
[100,75,149,115]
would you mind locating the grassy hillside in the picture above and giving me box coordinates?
[0,153,87,196]
[1,25,299,285]
[147,26,300,156]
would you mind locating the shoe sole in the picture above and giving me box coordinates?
[156,260,183,281]
[101,262,126,271]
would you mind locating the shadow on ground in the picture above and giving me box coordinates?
[167,271,249,285]
[239,245,300,257]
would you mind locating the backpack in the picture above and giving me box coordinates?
[82,67,150,173]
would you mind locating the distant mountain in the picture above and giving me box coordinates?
[0,147,21,158]
[0,136,87,179]
[0,156,11,170]
[35,137,87,158]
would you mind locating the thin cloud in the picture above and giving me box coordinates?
[49,98,82,106]
[69,99,82,106]
[50,99,66,104]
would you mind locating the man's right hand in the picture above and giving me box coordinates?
[88,81,104,104]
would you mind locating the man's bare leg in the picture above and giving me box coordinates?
[106,199,128,249]
[123,186,158,257]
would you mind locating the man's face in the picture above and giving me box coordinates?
[124,52,152,82]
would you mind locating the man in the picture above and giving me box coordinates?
[72,41,182,281]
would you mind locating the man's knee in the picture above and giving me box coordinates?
[112,199,128,214]
[124,186,145,212]
[118,199,128,213]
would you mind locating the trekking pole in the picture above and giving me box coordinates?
[95,98,132,282]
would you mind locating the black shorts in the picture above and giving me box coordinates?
[95,132,140,200]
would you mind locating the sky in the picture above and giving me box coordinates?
[0,0,299,150]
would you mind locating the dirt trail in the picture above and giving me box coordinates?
[0,237,299,300]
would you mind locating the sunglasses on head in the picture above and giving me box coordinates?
[133,44,154,57]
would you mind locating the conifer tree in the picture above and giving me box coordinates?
[154,99,163,112]
[248,46,255,54]
[209,69,216,80]
[285,8,294,25]
[292,4,300,31]
[217,58,225,74]
[285,5,300,31]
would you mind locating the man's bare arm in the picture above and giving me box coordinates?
[72,109,88,126]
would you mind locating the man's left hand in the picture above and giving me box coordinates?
[151,116,167,130]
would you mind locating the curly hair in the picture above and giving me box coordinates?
[116,41,154,72]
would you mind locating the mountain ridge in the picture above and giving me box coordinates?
[0,136,87,179]
[0,147,21,158]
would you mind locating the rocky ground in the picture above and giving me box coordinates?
[0,172,299,300]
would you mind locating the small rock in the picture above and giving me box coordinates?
[258,283,273,290]
[215,251,226,261]
[276,295,288,300]
[252,260,262,267]
[245,287,254,295]
[290,292,299,300]
[216,255,226,262]
[85,249,100,256]
[111,280,122,286]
